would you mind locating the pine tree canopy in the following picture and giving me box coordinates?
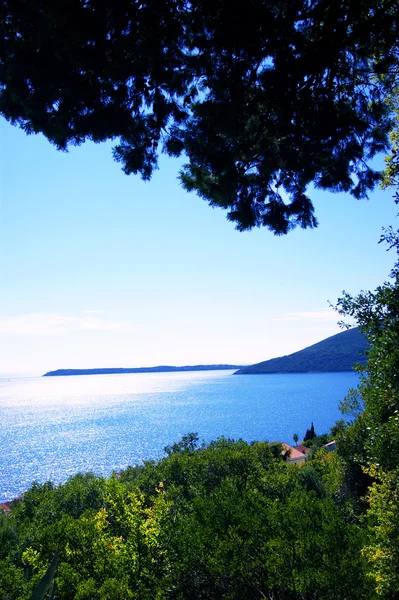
[1,0,398,233]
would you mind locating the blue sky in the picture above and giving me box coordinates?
[1,118,398,374]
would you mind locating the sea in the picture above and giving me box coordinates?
[0,370,359,501]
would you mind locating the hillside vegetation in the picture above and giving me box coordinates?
[0,435,373,600]
[235,328,368,374]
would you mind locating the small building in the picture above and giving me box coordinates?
[0,502,11,516]
[323,440,336,452]
[281,443,307,465]
[295,444,311,456]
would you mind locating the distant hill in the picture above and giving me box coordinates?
[43,364,243,377]
[234,328,368,375]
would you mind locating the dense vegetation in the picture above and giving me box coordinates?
[1,0,398,233]
[0,436,373,600]
[235,327,368,374]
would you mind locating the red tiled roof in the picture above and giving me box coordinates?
[281,443,307,460]
[0,503,11,515]
[295,444,311,454]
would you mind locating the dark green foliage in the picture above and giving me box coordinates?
[0,438,374,599]
[335,228,399,473]
[330,418,348,438]
[0,561,25,600]
[164,473,367,599]
[332,229,399,513]
[304,422,316,441]
[332,228,399,596]
[1,0,398,233]
[334,414,375,509]
[29,551,59,600]
[164,431,200,455]
[300,420,347,456]
[235,327,368,374]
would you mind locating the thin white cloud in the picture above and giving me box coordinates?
[79,316,131,331]
[83,309,106,314]
[0,313,134,335]
[273,310,339,322]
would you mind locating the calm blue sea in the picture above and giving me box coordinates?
[0,370,358,501]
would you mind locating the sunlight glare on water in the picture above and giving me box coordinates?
[0,370,358,500]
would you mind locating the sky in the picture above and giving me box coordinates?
[1,118,398,375]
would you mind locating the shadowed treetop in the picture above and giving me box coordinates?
[1,0,398,233]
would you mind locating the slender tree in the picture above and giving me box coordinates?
[304,422,316,441]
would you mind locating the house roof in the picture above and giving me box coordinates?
[0,503,11,515]
[295,444,311,454]
[323,440,336,450]
[281,443,307,460]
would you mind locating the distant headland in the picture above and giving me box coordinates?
[43,365,244,377]
[234,328,368,375]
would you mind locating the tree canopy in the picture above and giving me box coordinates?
[333,227,399,595]
[0,439,373,600]
[1,0,398,233]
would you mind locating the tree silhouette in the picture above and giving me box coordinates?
[304,423,316,441]
[1,0,398,233]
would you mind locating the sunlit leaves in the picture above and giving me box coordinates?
[363,467,399,596]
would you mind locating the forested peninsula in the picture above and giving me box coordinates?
[43,365,243,377]
[235,328,367,374]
